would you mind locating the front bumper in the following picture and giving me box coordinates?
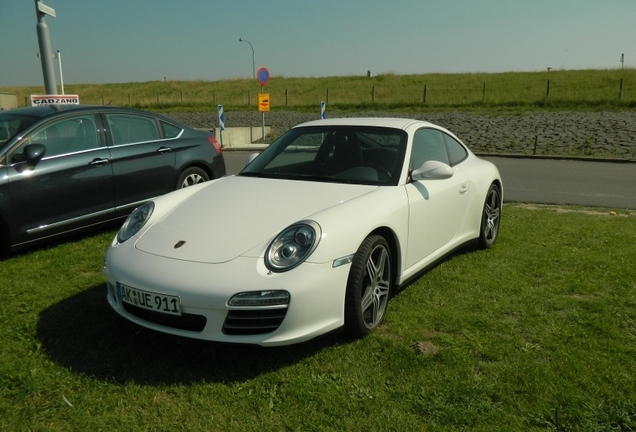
[104,242,350,346]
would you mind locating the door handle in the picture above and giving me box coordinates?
[157,146,173,154]
[89,158,110,166]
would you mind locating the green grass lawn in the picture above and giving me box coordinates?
[1,204,635,431]
[2,69,635,113]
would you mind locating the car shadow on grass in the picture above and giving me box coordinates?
[36,284,346,385]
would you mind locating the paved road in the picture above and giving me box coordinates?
[484,157,636,210]
[222,151,636,210]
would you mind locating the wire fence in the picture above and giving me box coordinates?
[12,74,636,109]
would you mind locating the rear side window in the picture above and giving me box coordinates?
[443,133,468,166]
[160,121,182,139]
[106,114,159,145]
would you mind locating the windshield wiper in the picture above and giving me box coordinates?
[238,172,279,179]
[281,174,336,182]
[240,172,335,182]
[239,172,373,185]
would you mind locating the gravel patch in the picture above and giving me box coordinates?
[167,111,636,159]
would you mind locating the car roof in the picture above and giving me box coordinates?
[295,117,437,130]
[3,104,186,127]
[4,104,105,118]
[4,104,168,120]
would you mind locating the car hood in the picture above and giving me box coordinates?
[135,175,376,263]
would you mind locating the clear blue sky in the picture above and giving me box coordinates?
[1,0,635,87]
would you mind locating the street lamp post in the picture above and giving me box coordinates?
[239,38,255,79]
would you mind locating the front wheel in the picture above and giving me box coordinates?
[479,183,501,248]
[176,167,209,189]
[344,235,392,338]
[0,226,9,257]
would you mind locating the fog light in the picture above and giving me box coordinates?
[228,291,290,307]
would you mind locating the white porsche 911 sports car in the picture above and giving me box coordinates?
[104,118,502,346]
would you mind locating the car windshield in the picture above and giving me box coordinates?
[240,126,407,186]
[0,114,38,146]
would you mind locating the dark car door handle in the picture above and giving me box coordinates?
[89,158,110,166]
[157,146,173,154]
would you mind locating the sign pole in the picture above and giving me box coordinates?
[217,104,225,148]
[256,66,271,144]
[261,85,265,143]
[56,50,64,94]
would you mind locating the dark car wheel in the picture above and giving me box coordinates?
[344,235,392,338]
[479,183,502,249]
[177,167,209,189]
[0,224,9,257]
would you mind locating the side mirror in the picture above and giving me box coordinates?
[411,160,453,181]
[244,152,260,166]
[24,144,47,164]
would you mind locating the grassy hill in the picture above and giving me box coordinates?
[2,69,635,113]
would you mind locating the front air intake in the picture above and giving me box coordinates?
[222,308,288,335]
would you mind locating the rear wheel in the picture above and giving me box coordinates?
[479,183,501,248]
[177,167,209,189]
[344,235,392,338]
[0,221,10,257]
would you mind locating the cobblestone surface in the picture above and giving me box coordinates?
[167,111,636,160]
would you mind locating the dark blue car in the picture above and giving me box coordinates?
[0,104,225,254]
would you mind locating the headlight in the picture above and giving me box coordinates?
[117,202,155,243]
[265,221,321,272]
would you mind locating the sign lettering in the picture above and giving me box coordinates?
[30,95,80,106]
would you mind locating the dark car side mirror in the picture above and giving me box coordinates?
[23,144,47,164]
[11,143,46,167]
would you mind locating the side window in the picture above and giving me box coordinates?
[443,133,468,166]
[106,114,159,145]
[12,115,98,161]
[411,128,449,169]
[160,121,182,139]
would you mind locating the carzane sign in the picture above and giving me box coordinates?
[31,95,80,106]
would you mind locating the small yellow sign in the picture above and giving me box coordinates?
[258,93,270,112]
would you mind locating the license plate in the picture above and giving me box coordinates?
[117,282,182,316]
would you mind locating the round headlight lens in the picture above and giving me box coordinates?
[117,202,155,243]
[265,221,321,272]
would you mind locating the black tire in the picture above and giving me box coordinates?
[0,220,10,257]
[176,167,209,189]
[0,235,8,258]
[479,183,502,249]
[344,235,392,338]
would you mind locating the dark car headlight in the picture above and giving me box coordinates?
[117,202,155,243]
[265,221,321,272]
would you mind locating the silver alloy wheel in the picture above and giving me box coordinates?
[360,243,391,329]
[176,167,209,190]
[181,172,205,188]
[345,235,393,338]
[480,184,501,248]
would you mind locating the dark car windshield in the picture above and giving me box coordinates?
[0,114,38,146]
[240,126,407,186]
